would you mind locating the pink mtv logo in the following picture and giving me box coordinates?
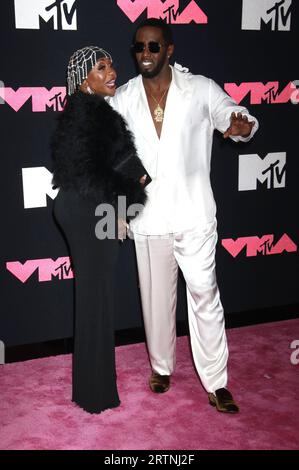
[117,0,207,24]
[0,87,66,112]
[6,257,74,283]
[224,81,298,105]
[222,234,297,258]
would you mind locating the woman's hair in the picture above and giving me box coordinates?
[67,46,112,95]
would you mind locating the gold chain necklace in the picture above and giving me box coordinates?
[148,86,170,123]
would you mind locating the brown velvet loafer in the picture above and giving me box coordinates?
[149,372,171,393]
[208,388,239,414]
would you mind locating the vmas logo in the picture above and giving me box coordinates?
[0,87,66,112]
[222,234,297,258]
[238,152,286,191]
[225,81,299,105]
[6,258,74,283]
[242,0,292,32]
[117,0,207,24]
[14,0,77,30]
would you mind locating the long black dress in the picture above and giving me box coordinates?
[51,91,148,414]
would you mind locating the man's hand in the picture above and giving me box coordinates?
[223,112,255,139]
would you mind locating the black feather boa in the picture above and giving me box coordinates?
[51,91,147,210]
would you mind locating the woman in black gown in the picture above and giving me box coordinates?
[51,46,149,414]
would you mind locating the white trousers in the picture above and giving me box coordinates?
[134,220,228,393]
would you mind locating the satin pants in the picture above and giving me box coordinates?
[134,219,228,393]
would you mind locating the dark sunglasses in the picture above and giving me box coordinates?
[131,41,166,54]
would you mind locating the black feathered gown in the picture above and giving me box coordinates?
[51,92,148,414]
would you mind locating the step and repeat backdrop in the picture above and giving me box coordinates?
[0,0,298,347]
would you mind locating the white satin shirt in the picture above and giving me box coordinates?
[110,64,259,235]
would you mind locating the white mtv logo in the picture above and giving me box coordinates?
[14,0,77,30]
[238,152,286,191]
[22,167,59,208]
[242,0,292,31]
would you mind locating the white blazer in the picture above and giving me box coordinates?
[110,64,259,235]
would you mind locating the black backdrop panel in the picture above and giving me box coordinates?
[1,0,298,346]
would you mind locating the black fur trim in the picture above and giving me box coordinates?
[51,91,147,213]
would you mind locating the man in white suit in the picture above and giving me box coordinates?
[111,18,258,413]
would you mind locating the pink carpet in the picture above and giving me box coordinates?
[0,319,298,450]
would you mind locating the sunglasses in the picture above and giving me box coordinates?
[131,41,166,54]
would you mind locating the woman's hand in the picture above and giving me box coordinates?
[139,174,147,185]
[117,218,129,242]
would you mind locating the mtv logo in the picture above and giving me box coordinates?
[0,87,66,112]
[242,0,292,31]
[238,152,286,191]
[222,234,297,257]
[22,167,59,208]
[14,0,77,30]
[6,257,74,283]
[117,0,207,24]
[224,81,296,105]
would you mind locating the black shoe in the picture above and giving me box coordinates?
[208,388,239,413]
[149,372,171,393]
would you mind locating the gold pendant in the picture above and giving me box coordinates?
[154,104,164,122]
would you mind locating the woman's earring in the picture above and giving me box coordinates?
[86,85,93,95]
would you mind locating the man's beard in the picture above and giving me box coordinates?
[139,56,166,78]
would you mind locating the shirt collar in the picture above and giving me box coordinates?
[135,63,191,96]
